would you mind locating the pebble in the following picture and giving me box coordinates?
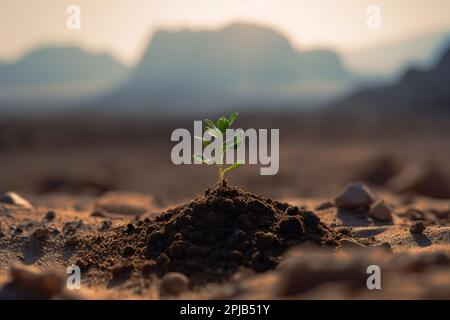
[160,272,189,296]
[334,183,375,209]
[0,192,33,209]
[32,228,49,240]
[369,199,393,222]
[45,211,56,221]
[9,265,64,299]
[410,221,426,234]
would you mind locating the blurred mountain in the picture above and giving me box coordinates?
[0,46,128,113]
[333,45,450,114]
[0,46,127,85]
[94,23,353,114]
[344,30,450,80]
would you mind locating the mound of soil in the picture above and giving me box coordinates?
[74,182,340,286]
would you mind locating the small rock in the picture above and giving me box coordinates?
[410,221,426,234]
[122,246,136,257]
[32,228,49,240]
[369,199,393,222]
[44,211,56,221]
[334,183,375,209]
[0,192,33,209]
[160,272,189,296]
[8,265,65,299]
[99,220,112,231]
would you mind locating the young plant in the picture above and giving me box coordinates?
[194,112,243,187]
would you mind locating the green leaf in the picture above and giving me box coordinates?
[194,136,211,146]
[193,153,212,164]
[217,117,229,133]
[205,119,216,129]
[223,162,243,175]
[206,127,223,138]
[228,112,238,126]
[224,130,243,151]
[223,136,242,151]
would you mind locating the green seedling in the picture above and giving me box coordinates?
[194,112,243,187]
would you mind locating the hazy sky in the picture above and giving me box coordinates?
[2,0,450,65]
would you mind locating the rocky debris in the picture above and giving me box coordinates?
[160,272,189,296]
[95,191,153,216]
[334,183,375,209]
[369,199,393,222]
[0,192,33,209]
[387,162,450,199]
[410,221,426,234]
[0,265,65,299]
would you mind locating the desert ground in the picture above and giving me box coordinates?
[0,113,449,299]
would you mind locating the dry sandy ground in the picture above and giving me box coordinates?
[0,185,449,299]
[0,115,449,299]
[1,115,450,203]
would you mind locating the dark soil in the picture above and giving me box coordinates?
[73,182,341,286]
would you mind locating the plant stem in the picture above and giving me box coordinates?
[218,164,224,187]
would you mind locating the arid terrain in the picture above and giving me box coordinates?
[0,114,449,299]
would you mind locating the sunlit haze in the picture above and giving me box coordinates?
[2,0,450,65]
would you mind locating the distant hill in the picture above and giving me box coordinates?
[94,23,353,114]
[333,45,450,114]
[0,46,128,112]
[0,46,127,85]
[343,30,450,80]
